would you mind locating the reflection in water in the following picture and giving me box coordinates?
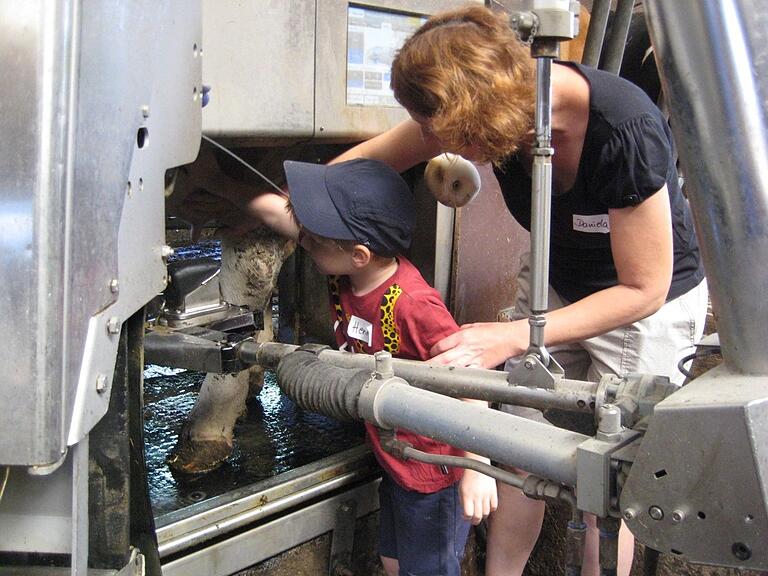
[143,369,365,517]
[167,238,222,262]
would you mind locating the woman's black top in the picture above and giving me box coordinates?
[494,61,704,303]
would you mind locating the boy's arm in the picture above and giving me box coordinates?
[242,187,300,241]
[201,172,300,241]
[398,291,499,524]
[457,400,499,525]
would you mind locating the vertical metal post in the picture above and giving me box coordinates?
[71,437,89,576]
[602,0,635,74]
[528,54,555,357]
[508,2,578,378]
[645,0,768,375]
[581,0,612,67]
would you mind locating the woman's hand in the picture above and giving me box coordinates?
[459,459,498,525]
[428,320,529,369]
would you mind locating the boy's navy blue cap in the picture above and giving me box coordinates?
[284,158,415,258]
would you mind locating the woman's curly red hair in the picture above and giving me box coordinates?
[391,5,536,164]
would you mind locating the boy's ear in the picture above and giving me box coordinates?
[350,244,372,267]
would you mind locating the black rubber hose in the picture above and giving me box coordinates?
[276,350,370,422]
[565,517,587,576]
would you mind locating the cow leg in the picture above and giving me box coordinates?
[167,228,291,474]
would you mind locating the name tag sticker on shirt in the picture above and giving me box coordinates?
[347,315,373,346]
[573,214,610,233]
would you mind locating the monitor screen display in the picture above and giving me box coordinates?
[346,5,427,107]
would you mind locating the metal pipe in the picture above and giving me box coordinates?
[601,0,634,74]
[530,57,554,325]
[270,349,587,484]
[362,379,587,486]
[159,468,370,558]
[240,341,598,413]
[400,446,526,489]
[645,0,768,375]
[581,0,612,67]
[72,437,89,576]
[566,508,587,576]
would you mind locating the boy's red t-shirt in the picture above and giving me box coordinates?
[329,256,464,493]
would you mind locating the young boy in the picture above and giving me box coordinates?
[211,157,496,576]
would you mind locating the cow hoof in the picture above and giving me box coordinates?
[166,438,233,474]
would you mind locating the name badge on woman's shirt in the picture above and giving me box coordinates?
[347,315,373,346]
[573,214,610,233]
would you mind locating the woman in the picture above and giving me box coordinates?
[331,5,707,576]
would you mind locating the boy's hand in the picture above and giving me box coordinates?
[455,399,497,525]
[459,459,498,525]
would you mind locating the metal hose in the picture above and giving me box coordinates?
[599,516,621,576]
[566,509,587,576]
[276,350,370,423]
[398,445,526,489]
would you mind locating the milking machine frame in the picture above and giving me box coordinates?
[3,0,768,574]
[0,1,202,574]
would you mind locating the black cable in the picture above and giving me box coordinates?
[401,446,526,489]
[677,347,721,379]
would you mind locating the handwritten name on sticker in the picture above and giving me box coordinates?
[347,315,373,346]
[573,214,610,233]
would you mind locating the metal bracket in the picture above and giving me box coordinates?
[329,498,358,576]
[144,326,254,373]
[116,547,145,576]
[157,302,252,330]
[577,429,641,517]
[507,352,565,390]
[297,343,333,356]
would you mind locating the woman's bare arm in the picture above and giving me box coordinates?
[330,119,443,171]
[429,186,675,368]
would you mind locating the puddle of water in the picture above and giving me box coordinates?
[143,369,365,517]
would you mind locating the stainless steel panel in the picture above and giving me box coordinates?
[155,445,376,557]
[315,0,482,141]
[645,0,768,375]
[621,365,768,569]
[201,0,316,142]
[0,462,73,553]
[66,1,202,445]
[0,0,201,464]
[161,479,380,576]
[0,0,74,465]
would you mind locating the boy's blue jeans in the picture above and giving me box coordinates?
[378,474,471,576]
